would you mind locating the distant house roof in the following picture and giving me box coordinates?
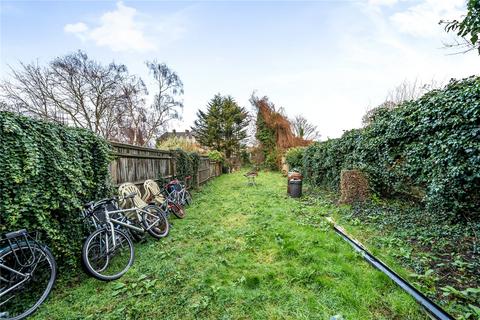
[158,129,195,141]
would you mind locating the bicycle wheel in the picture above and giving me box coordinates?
[0,242,57,320]
[120,217,146,243]
[184,191,192,206]
[82,228,134,281]
[141,205,169,239]
[169,202,186,219]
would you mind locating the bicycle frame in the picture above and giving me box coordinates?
[101,206,162,247]
[0,233,44,303]
[0,263,29,300]
[163,179,189,205]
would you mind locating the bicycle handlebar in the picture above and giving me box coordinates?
[82,192,137,213]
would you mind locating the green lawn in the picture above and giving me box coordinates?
[34,171,427,319]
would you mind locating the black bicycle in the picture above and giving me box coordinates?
[0,229,57,320]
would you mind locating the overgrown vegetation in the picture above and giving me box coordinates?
[294,76,480,221]
[0,111,111,268]
[172,149,200,186]
[250,95,310,170]
[306,187,480,319]
[207,150,224,163]
[156,136,202,153]
[31,172,427,320]
[285,147,305,171]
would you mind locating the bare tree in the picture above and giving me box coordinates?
[1,51,131,138]
[291,115,321,141]
[48,51,131,139]
[363,78,441,126]
[385,78,440,105]
[0,52,185,146]
[1,62,55,120]
[142,61,184,144]
[115,76,149,145]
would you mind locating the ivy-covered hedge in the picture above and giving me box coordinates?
[285,147,306,171]
[0,112,112,267]
[255,109,279,170]
[299,76,480,220]
[173,149,200,186]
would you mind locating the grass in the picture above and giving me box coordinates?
[33,171,428,319]
[324,196,480,319]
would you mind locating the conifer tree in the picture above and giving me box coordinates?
[192,94,249,159]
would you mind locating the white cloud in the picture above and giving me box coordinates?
[64,22,88,33]
[64,2,156,52]
[368,0,398,7]
[390,0,465,37]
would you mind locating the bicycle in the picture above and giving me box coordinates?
[81,197,146,242]
[143,179,186,219]
[0,229,57,320]
[163,176,193,207]
[81,192,169,281]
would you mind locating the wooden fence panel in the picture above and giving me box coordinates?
[109,142,221,187]
[197,157,210,186]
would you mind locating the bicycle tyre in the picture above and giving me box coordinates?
[0,242,57,320]
[184,191,192,206]
[169,202,186,219]
[141,205,169,239]
[82,228,134,281]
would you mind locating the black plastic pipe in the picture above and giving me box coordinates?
[326,217,454,320]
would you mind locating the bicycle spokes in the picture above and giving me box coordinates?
[83,229,133,280]
[0,244,55,319]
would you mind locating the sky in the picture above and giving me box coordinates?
[0,0,477,139]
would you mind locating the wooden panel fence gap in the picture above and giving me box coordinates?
[109,142,221,189]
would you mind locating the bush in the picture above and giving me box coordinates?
[302,76,480,220]
[156,136,202,153]
[264,149,279,171]
[173,149,200,186]
[0,112,112,268]
[207,150,224,163]
[285,147,306,171]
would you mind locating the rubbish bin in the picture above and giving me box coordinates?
[289,179,302,198]
[287,171,303,195]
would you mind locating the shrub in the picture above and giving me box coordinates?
[173,149,200,186]
[240,149,251,165]
[285,147,306,171]
[156,136,202,153]
[302,76,480,220]
[264,149,279,171]
[207,150,224,163]
[0,111,112,268]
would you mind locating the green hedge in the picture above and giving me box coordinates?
[207,150,224,163]
[300,76,480,220]
[0,112,112,267]
[173,149,200,186]
[285,147,306,171]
